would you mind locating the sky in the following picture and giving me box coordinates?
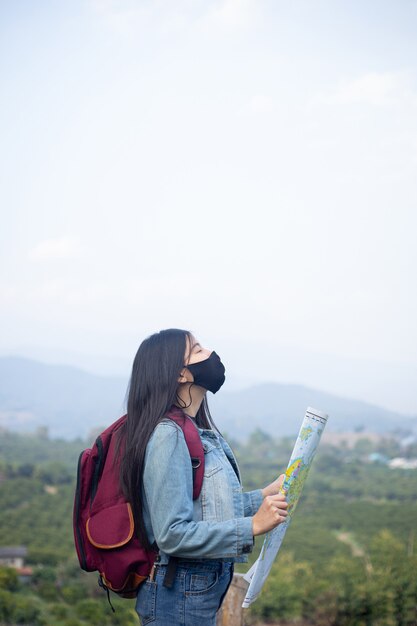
[1,0,416,415]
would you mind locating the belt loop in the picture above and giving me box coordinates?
[163,556,178,588]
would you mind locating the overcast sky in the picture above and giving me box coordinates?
[1,0,416,415]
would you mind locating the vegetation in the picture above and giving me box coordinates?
[0,428,416,625]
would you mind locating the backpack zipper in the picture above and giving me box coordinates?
[90,436,104,506]
[74,451,88,570]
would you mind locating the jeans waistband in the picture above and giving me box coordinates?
[157,558,234,571]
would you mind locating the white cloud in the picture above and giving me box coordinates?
[90,0,261,36]
[29,237,82,261]
[238,94,274,116]
[89,0,153,37]
[248,94,274,113]
[201,0,260,31]
[312,71,416,107]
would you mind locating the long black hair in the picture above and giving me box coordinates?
[119,328,218,549]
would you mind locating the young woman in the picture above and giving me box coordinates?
[119,328,288,626]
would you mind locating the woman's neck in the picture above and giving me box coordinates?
[176,383,206,417]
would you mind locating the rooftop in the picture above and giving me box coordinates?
[0,546,28,558]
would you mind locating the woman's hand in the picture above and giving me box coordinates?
[261,473,286,498]
[252,494,288,536]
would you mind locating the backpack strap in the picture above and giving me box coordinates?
[162,407,205,589]
[166,406,205,500]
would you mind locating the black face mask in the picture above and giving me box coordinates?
[185,351,226,394]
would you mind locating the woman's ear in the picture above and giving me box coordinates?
[178,368,188,384]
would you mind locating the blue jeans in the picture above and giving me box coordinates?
[135,560,234,625]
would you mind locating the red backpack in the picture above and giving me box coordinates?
[73,407,204,599]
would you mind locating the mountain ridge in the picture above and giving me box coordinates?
[0,356,415,440]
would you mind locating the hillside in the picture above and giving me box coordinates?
[210,382,416,438]
[0,357,127,439]
[0,356,415,439]
[0,430,416,626]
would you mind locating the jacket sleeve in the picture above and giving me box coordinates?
[142,421,254,559]
[242,489,263,517]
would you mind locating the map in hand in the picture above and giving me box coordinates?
[242,407,329,607]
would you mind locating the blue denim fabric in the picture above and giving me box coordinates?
[141,418,263,565]
[135,560,234,626]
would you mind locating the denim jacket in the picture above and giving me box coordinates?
[141,418,263,565]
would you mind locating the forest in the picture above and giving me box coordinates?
[0,427,416,626]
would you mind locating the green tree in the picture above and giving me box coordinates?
[250,552,313,621]
[0,588,14,623]
[0,566,19,591]
[16,463,35,478]
[48,602,70,620]
[34,462,73,485]
[75,598,107,622]
[12,595,46,625]
[61,580,89,604]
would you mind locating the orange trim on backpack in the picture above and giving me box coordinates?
[100,570,147,597]
[86,503,135,549]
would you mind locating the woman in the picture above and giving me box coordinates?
[119,329,288,625]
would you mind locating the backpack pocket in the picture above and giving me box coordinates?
[87,502,134,549]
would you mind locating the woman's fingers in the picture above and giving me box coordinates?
[265,494,288,507]
[269,494,288,517]
[252,492,289,535]
[266,495,288,518]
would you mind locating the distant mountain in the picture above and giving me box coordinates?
[210,383,416,439]
[0,357,415,440]
[0,356,127,439]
